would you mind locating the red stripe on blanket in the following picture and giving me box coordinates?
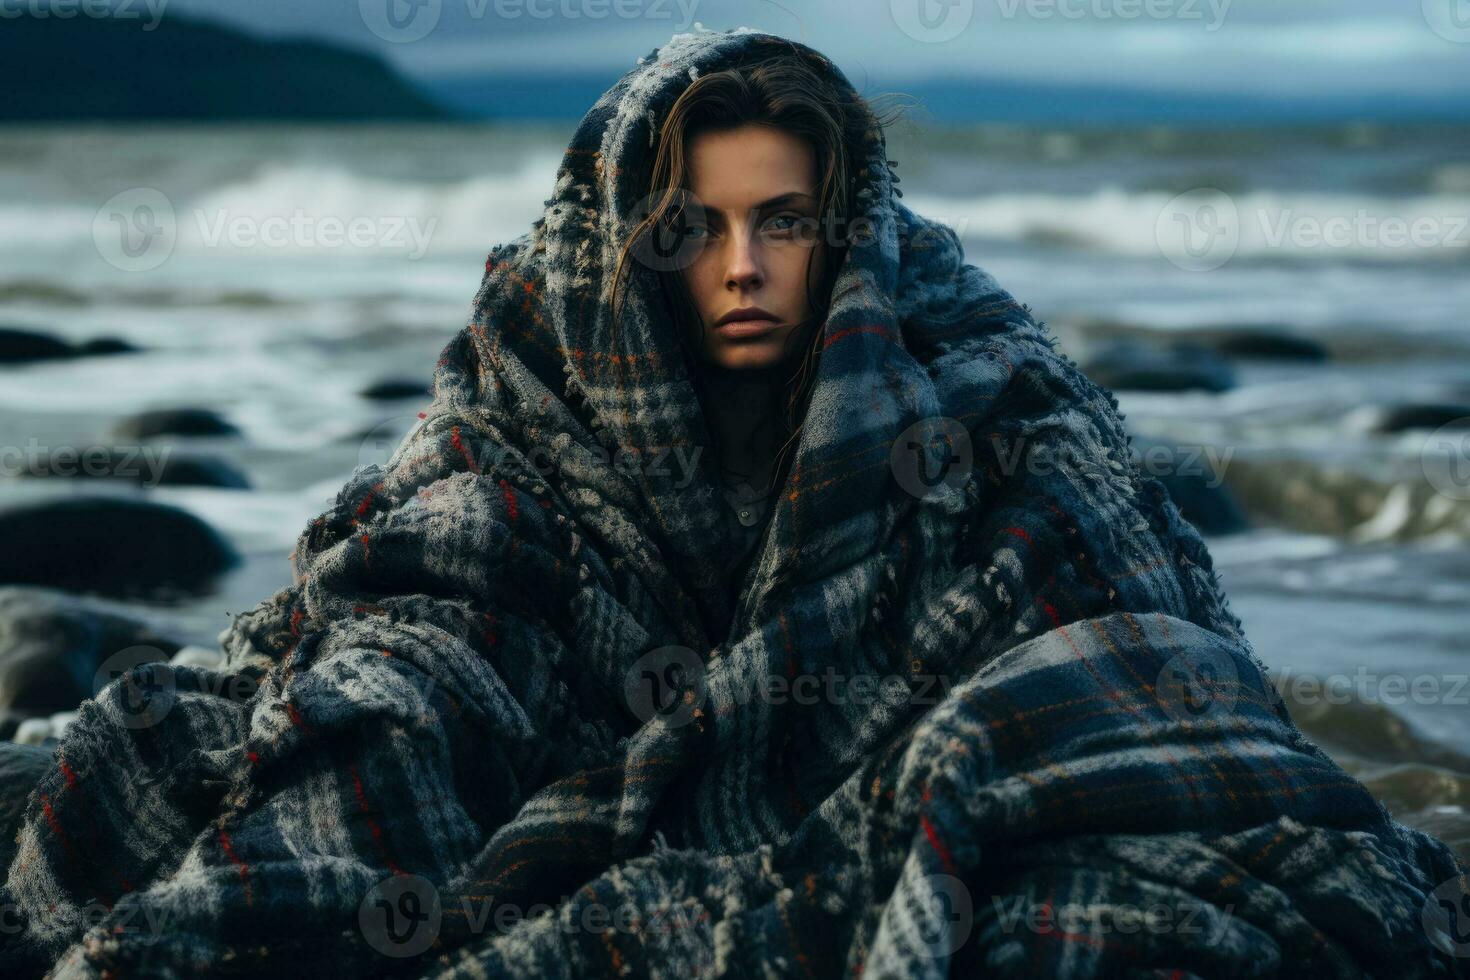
[822,324,892,350]
[218,828,253,908]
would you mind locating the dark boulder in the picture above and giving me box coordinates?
[1130,438,1250,536]
[360,378,431,401]
[0,741,55,871]
[0,326,140,363]
[18,448,250,489]
[1375,404,1470,434]
[0,710,24,741]
[0,498,239,600]
[1082,340,1237,394]
[114,407,241,439]
[1210,328,1329,362]
[0,326,73,363]
[76,336,140,357]
[0,586,182,717]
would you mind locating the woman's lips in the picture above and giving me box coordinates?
[715,318,781,338]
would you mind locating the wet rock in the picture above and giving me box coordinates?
[1375,403,1470,434]
[1130,438,1250,536]
[0,741,54,870]
[0,586,183,716]
[1082,340,1237,394]
[17,448,251,489]
[0,710,24,741]
[76,336,140,356]
[114,407,241,439]
[0,326,73,363]
[360,377,431,400]
[0,325,139,363]
[1209,328,1329,362]
[0,498,239,600]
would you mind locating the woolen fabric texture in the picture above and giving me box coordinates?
[2,26,1465,979]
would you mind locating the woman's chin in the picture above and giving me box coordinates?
[704,343,788,371]
[702,329,814,372]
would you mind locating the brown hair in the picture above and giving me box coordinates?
[609,46,909,498]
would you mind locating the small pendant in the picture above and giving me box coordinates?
[723,480,766,527]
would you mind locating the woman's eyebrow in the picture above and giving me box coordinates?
[754,191,816,209]
[694,191,814,217]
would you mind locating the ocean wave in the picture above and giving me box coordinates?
[905,188,1470,262]
[183,159,558,256]
[0,156,562,259]
[1223,454,1470,544]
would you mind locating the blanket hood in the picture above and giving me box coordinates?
[462,26,986,646]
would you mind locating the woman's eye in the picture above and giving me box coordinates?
[767,214,800,232]
[672,216,709,240]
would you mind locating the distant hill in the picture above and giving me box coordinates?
[0,13,455,122]
[423,71,1470,127]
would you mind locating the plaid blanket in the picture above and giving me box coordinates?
[3,26,1465,979]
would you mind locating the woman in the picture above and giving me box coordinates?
[608,50,878,625]
[3,27,1465,979]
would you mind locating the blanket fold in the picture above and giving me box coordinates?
[3,26,1465,979]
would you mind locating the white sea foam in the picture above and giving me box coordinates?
[905,188,1470,261]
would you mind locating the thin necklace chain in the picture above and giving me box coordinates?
[719,464,774,499]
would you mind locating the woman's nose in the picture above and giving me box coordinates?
[724,230,763,290]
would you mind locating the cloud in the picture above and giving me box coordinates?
[147,0,1470,97]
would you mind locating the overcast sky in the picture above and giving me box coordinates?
[147,0,1470,97]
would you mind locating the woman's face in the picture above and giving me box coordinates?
[678,123,826,371]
